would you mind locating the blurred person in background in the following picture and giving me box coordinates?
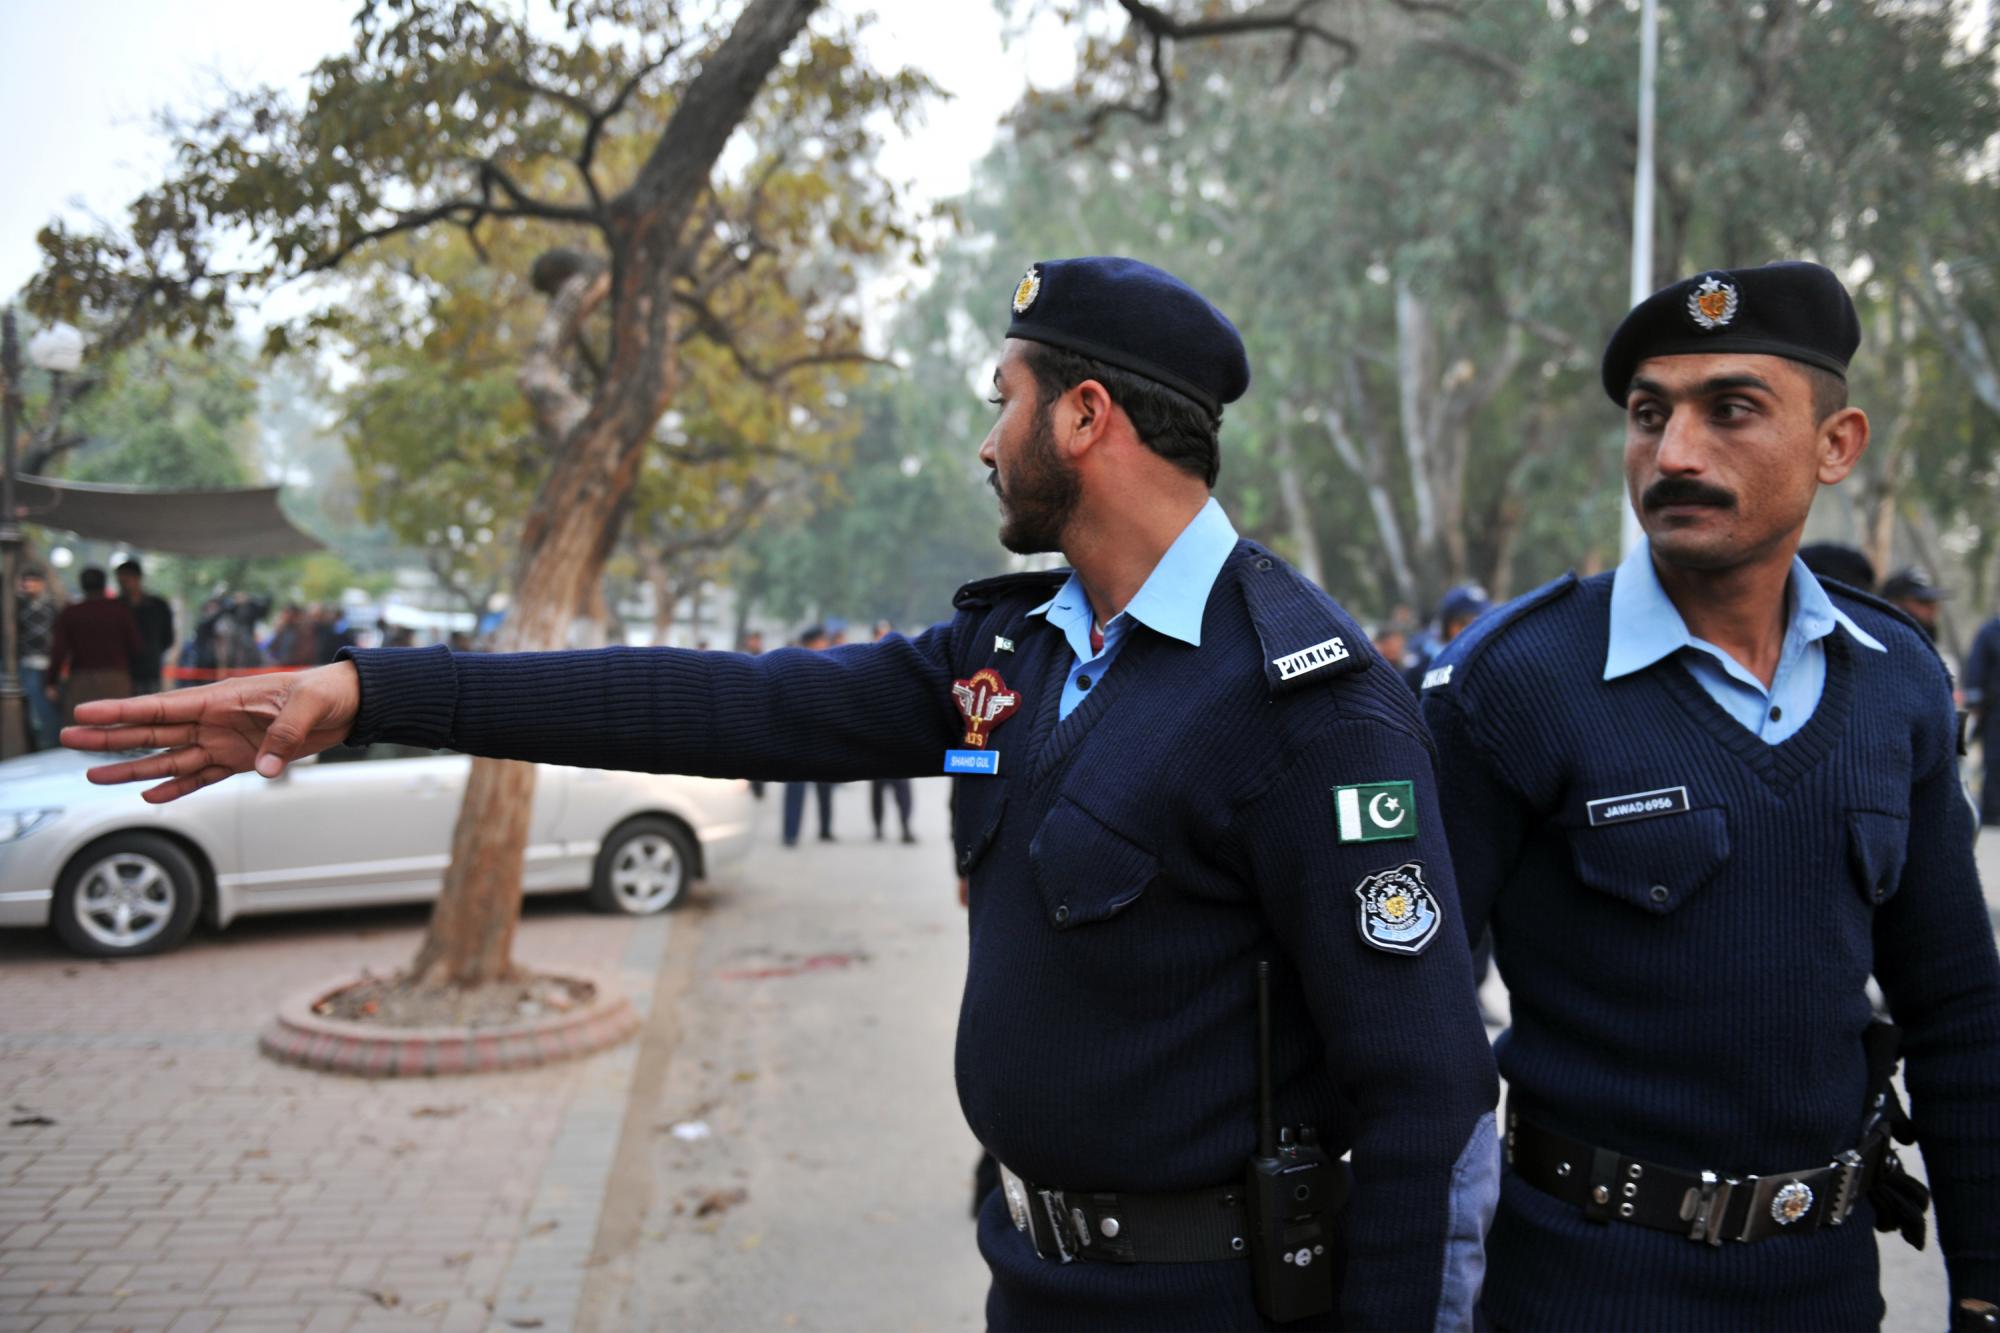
[1404,583,1491,692]
[48,567,141,725]
[15,568,60,749]
[780,624,838,846]
[116,559,174,696]
[1798,541,1877,594]
[1962,600,2000,826]
[1881,566,1945,644]
[868,620,917,843]
[268,604,316,667]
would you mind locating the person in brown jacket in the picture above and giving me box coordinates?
[48,567,142,725]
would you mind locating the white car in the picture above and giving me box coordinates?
[0,743,754,958]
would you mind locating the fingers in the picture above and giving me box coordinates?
[59,723,199,753]
[86,747,216,787]
[70,690,215,727]
[143,767,235,804]
[255,688,332,779]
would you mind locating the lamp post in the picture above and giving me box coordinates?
[1,312,84,760]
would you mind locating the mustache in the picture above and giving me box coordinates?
[1643,477,1737,511]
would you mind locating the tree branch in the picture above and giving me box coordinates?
[520,268,612,443]
[671,291,886,383]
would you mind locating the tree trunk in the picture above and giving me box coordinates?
[1270,422,1325,587]
[402,0,822,989]
[1863,296,1922,578]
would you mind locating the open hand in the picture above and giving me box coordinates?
[60,662,363,803]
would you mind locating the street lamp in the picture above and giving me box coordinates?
[1,312,87,759]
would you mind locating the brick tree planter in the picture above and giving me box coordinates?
[259,969,640,1077]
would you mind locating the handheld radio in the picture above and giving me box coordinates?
[1244,960,1345,1323]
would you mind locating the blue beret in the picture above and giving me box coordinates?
[1600,261,1861,405]
[1005,257,1251,416]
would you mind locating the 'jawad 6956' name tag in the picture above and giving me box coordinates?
[945,750,1000,776]
[1585,785,1689,826]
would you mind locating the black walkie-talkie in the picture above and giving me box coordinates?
[1245,960,1344,1323]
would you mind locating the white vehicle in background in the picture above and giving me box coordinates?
[0,743,754,958]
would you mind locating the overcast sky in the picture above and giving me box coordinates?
[0,0,1075,302]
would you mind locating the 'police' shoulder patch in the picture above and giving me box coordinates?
[1354,862,1441,956]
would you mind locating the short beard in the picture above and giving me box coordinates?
[995,406,1082,555]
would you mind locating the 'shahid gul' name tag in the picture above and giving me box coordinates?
[1586,785,1690,826]
[945,749,1000,776]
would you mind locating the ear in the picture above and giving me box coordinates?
[1063,378,1117,460]
[1815,406,1869,485]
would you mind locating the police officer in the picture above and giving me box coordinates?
[1420,262,2000,1329]
[66,257,1500,1331]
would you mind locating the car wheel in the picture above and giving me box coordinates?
[53,833,202,958]
[590,817,696,916]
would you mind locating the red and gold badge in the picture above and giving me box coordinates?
[951,668,1022,749]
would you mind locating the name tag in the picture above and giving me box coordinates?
[1586,786,1689,826]
[945,749,1001,776]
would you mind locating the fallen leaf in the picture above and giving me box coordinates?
[732,1071,758,1083]
[9,1115,54,1127]
[693,1187,748,1218]
[738,1233,762,1251]
[359,1288,400,1309]
[412,1105,465,1119]
[506,1320,544,1329]
[525,1219,559,1237]
[443,1252,473,1268]
[415,1301,448,1316]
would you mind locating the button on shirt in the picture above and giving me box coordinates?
[1029,498,1240,719]
[1604,539,1886,743]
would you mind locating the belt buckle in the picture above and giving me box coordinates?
[1827,1149,1863,1226]
[1680,1170,1740,1245]
[996,1164,1079,1263]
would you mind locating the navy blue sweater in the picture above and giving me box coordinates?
[1421,572,2000,1330]
[346,543,1499,1331]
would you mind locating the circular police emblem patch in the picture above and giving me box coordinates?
[1353,861,1441,956]
[1770,1180,1813,1225]
[1687,275,1740,331]
[1012,265,1042,316]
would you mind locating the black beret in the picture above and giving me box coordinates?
[1600,261,1861,405]
[1004,257,1250,416]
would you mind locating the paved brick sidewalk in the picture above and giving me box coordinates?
[0,896,668,1333]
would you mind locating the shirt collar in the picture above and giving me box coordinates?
[1028,497,1240,647]
[1604,539,1886,681]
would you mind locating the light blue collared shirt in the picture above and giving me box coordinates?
[1604,539,1886,743]
[1028,498,1240,719]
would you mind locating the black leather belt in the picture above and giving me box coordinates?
[1506,1108,1880,1245]
[997,1162,1252,1264]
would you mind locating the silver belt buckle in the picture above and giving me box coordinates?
[997,1163,1076,1263]
[1680,1170,1739,1245]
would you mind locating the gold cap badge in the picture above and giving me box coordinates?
[1687,275,1740,331]
[1011,265,1042,316]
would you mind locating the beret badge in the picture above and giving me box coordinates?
[1011,265,1042,316]
[1687,275,1740,331]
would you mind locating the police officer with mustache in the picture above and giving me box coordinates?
[66,257,1500,1331]
[1421,262,2000,1330]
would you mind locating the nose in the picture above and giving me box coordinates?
[978,426,998,471]
[1653,406,1707,477]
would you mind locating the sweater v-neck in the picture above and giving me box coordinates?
[1019,623,1160,790]
[1654,630,1856,792]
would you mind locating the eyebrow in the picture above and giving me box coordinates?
[1628,373,1776,401]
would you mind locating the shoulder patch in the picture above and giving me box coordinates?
[1233,545,1368,695]
[953,568,1071,612]
[1354,861,1441,955]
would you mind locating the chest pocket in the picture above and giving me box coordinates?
[1029,797,1159,930]
[1565,807,1730,916]
[953,779,1010,877]
[1846,810,1909,905]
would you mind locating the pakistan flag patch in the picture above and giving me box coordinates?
[1334,781,1417,843]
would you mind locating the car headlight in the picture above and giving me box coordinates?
[0,809,62,844]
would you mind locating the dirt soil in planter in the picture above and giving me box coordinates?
[312,972,598,1030]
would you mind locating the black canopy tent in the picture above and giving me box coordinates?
[18,474,324,557]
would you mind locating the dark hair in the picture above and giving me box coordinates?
[1020,342,1222,486]
[80,566,108,594]
[116,558,144,578]
[1805,365,1848,423]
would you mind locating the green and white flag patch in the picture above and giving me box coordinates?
[1334,781,1417,842]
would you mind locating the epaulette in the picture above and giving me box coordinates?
[1819,578,1951,674]
[1420,573,1581,694]
[952,568,1071,611]
[1234,544,1368,696]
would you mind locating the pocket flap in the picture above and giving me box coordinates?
[1846,810,1909,905]
[1567,807,1730,915]
[1029,797,1159,930]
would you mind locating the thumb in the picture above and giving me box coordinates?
[254,687,324,779]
